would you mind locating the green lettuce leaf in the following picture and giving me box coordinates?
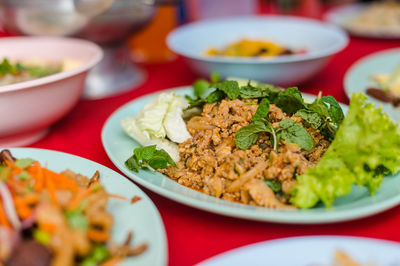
[291,93,400,208]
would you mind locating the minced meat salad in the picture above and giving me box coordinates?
[124,74,400,209]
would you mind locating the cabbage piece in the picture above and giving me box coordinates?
[121,92,191,161]
[291,93,400,208]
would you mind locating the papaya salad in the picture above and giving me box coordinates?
[0,150,147,266]
[121,74,400,209]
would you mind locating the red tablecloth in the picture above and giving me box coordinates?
[23,36,400,265]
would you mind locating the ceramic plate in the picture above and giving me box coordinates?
[344,48,400,121]
[325,3,400,39]
[197,236,400,266]
[102,86,400,224]
[6,148,167,266]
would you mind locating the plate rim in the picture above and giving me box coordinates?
[5,147,168,266]
[197,235,400,266]
[101,86,400,224]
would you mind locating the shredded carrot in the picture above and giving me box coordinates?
[4,160,21,171]
[45,169,78,191]
[14,194,39,206]
[44,169,59,206]
[15,204,31,219]
[0,200,10,228]
[67,186,93,211]
[39,222,57,234]
[32,162,44,192]
[87,229,110,242]
[100,257,123,266]
[107,193,127,201]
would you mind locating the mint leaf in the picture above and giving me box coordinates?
[148,156,169,169]
[252,98,270,122]
[214,80,240,100]
[210,71,220,83]
[279,119,314,151]
[322,95,344,125]
[239,83,280,99]
[265,180,282,192]
[275,87,306,114]
[154,149,177,168]
[235,121,268,149]
[296,110,324,129]
[193,79,210,98]
[205,90,225,103]
[134,145,156,161]
[125,155,140,172]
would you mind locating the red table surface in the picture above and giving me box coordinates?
[13,35,400,265]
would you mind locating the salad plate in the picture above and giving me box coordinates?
[102,86,400,224]
[344,48,400,121]
[197,236,400,266]
[5,148,167,266]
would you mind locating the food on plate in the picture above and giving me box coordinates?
[122,74,400,209]
[206,39,300,58]
[0,149,147,266]
[366,63,400,106]
[313,250,373,266]
[0,58,80,86]
[344,1,400,36]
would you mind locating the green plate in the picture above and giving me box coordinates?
[344,48,400,121]
[6,148,167,266]
[102,86,400,224]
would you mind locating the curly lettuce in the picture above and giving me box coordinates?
[291,93,400,208]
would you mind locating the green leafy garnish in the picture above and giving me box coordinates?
[275,87,306,115]
[193,79,210,99]
[265,180,282,193]
[252,98,270,122]
[33,229,51,245]
[65,203,88,230]
[15,158,34,168]
[17,171,31,181]
[296,110,324,129]
[291,93,400,208]
[210,71,220,83]
[0,59,18,75]
[278,119,314,151]
[125,145,177,172]
[234,121,269,150]
[214,80,240,100]
[81,245,110,266]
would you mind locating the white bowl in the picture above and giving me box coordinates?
[0,37,102,146]
[167,16,348,85]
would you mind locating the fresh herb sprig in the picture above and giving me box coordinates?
[187,73,344,150]
[125,145,177,172]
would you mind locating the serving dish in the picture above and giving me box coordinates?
[167,16,348,86]
[3,147,167,266]
[325,3,400,39]
[344,48,400,121]
[102,86,400,224]
[0,37,102,147]
[197,236,400,266]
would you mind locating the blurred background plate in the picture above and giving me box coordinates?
[197,236,400,266]
[325,2,400,39]
[344,48,400,121]
[7,147,168,266]
[167,15,348,87]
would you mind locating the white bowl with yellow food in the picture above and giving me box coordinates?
[0,37,102,146]
[167,16,348,86]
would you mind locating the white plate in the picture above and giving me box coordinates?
[344,48,400,121]
[325,3,400,39]
[197,236,400,266]
[102,86,400,224]
[6,148,167,266]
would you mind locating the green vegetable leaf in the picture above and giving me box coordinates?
[291,93,400,208]
[0,59,17,75]
[214,80,240,100]
[252,98,270,122]
[193,79,210,98]
[65,209,88,230]
[154,149,177,168]
[210,71,220,83]
[274,87,306,114]
[322,95,344,125]
[134,145,157,161]
[125,155,140,172]
[15,158,34,168]
[235,121,268,149]
[279,119,314,151]
[296,110,324,129]
[205,90,226,103]
[239,83,280,99]
[265,179,282,192]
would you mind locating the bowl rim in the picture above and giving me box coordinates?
[0,36,103,93]
[167,15,349,64]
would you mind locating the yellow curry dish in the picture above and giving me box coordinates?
[206,39,301,58]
